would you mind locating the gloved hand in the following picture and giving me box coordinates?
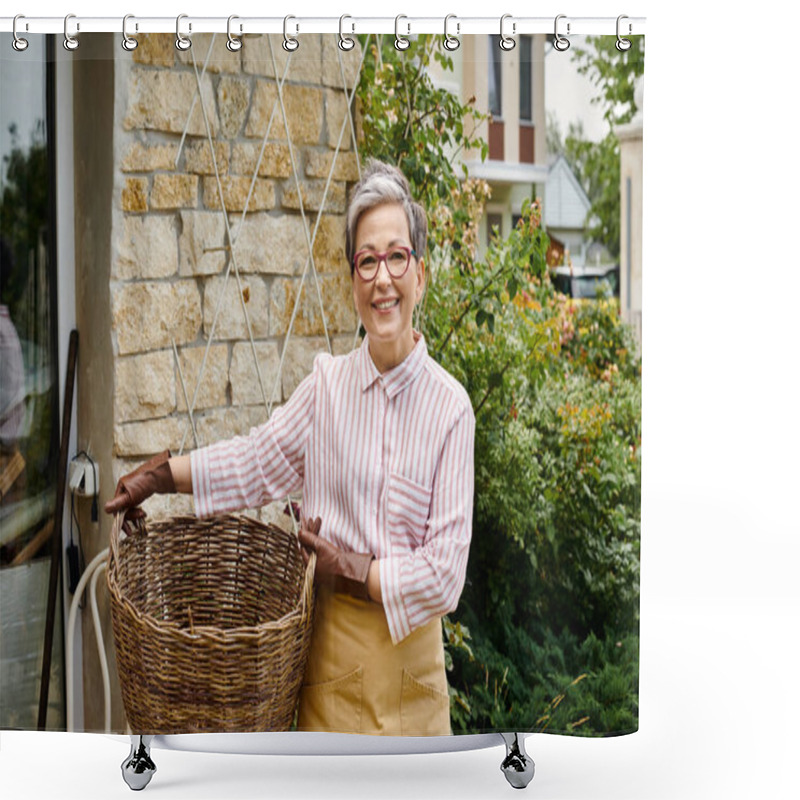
[104,450,176,518]
[298,516,375,601]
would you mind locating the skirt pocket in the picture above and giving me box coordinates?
[297,666,363,733]
[400,668,451,736]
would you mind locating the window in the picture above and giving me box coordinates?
[488,35,503,118]
[487,213,503,242]
[1,34,62,730]
[519,36,533,122]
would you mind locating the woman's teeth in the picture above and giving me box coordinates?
[374,299,398,309]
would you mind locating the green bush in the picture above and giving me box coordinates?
[357,34,641,735]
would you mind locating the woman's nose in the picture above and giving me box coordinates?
[374,256,392,285]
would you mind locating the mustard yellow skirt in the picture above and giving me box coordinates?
[297,588,451,736]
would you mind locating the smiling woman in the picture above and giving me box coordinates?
[348,167,426,373]
[106,159,476,737]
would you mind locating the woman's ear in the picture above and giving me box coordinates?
[415,257,426,303]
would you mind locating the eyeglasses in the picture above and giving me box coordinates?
[352,246,416,282]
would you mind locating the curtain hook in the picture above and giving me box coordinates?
[122,14,138,51]
[339,15,355,51]
[12,15,29,52]
[63,13,79,51]
[394,15,410,51]
[443,14,460,51]
[175,14,192,51]
[616,15,632,51]
[554,14,571,52]
[499,14,516,51]
[283,15,299,52]
[227,15,242,52]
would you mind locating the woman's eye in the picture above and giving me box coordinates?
[389,250,407,263]
[360,255,377,267]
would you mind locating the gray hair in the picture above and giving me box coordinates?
[345,160,428,274]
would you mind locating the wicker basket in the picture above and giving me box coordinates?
[107,513,316,734]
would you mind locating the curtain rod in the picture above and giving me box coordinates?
[0,16,646,37]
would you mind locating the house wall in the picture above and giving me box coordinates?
[618,78,644,352]
[71,33,121,732]
[74,33,362,732]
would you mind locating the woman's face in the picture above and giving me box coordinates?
[351,202,425,368]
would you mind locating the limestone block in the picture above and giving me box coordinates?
[120,142,179,173]
[175,34,243,74]
[184,140,230,175]
[241,34,322,84]
[305,150,360,183]
[114,417,186,457]
[202,274,270,340]
[269,271,357,338]
[115,215,179,280]
[244,81,279,139]
[179,210,227,276]
[231,213,307,276]
[321,35,363,90]
[281,336,328,399]
[132,34,175,68]
[138,492,194,520]
[229,340,281,407]
[112,280,202,355]
[151,174,199,210]
[332,333,360,357]
[176,344,229,411]
[246,82,323,146]
[324,89,354,151]
[311,214,348,274]
[114,350,176,422]
[124,70,219,137]
[217,77,251,138]
[202,176,275,212]
[194,406,268,445]
[231,143,293,179]
[259,500,296,531]
[122,177,148,212]
[281,179,345,214]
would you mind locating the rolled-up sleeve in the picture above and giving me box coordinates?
[380,402,475,644]
[191,354,326,517]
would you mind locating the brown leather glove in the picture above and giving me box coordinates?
[298,516,375,601]
[104,450,176,517]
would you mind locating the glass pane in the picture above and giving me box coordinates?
[1,34,63,730]
[488,35,502,118]
[519,35,532,122]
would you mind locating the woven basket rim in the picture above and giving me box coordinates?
[107,512,314,638]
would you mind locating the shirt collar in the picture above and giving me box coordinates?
[359,330,427,398]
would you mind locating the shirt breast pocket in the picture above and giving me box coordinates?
[386,473,433,552]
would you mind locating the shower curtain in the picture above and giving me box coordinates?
[0,26,643,739]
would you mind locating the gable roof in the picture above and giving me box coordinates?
[544,155,592,229]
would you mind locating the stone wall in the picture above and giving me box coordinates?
[74,34,363,731]
[110,33,363,518]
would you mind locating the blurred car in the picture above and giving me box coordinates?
[551,264,620,300]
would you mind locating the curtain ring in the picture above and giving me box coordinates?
[175,14,191,51]
[443,14,460,51]
[63,14,79,51]
[616,15,632,51]
[122,14,138,51]
[12,15,29,52]
[226,15,242,52]
[499,14,516,51]
[283,15,299,52]
[394,15,410,51]
[554,14,570,52]
[339,15,355,51]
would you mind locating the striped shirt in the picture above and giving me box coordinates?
[191,331,475,644]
